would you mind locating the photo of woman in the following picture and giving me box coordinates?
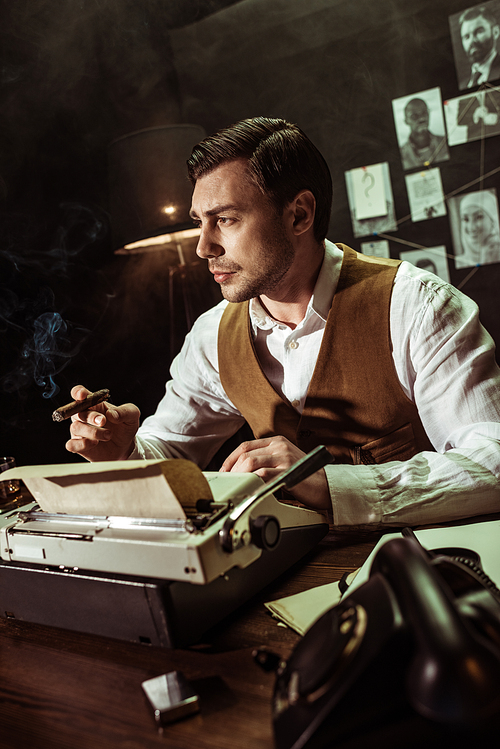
[448,189,500,268]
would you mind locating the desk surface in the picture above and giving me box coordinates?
[0,529,378,749]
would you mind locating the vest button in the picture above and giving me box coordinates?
[289,340,299,350]
[298,429,312,439]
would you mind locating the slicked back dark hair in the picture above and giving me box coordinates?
[187,117,332,242]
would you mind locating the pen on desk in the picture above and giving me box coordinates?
[52,389,110,422]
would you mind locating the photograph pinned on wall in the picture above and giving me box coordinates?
[449,1,500,91]
[405,168,447,223]
[448,189,500,268]
[392,87,449,171]
[443,86,500,145]
[360,240,390,258]
[399,246,450,283]
[344,162,397,238]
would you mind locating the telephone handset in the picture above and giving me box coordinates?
[261,534,500,749]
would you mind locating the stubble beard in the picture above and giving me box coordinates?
[216,228,296,304]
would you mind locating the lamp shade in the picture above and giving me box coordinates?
[108,124,206,253]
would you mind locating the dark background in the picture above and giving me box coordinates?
[1,0,499,467]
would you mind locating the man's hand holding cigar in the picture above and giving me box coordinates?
[65,386,141,462]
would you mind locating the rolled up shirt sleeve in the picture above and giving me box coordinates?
[329,265,500,527]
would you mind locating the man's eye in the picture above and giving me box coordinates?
[218,217,232,225]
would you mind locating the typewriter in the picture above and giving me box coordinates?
[0,447,331,647]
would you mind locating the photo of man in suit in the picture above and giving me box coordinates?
[451,3,500,89]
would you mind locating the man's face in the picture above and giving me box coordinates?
[190,159,295,303]
[404,100,429,135]
[461,15,500,64]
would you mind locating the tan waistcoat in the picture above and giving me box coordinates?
[217,244,434,465]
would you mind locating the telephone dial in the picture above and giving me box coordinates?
[255,532,500,749]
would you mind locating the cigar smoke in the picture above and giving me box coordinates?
[0,204,107,400]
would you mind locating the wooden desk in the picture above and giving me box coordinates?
[0,530,378,749]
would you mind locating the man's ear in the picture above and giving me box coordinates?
[288,190,316,236]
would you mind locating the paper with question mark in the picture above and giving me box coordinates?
[351,163,388,220]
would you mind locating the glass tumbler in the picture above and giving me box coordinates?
[0,456,22,507]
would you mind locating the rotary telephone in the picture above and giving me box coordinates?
[256,532,500,749]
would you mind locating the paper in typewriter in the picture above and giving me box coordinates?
[5,459,213,518]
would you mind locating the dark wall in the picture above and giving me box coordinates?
[1,0,499,467]
[0,0,229,465]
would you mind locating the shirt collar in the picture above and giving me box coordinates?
[249,239,344,331]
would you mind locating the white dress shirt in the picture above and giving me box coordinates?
[134,241,500,527]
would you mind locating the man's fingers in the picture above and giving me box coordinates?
[63,388,140,462]
[71,409,105,427]
[221,436,301,476]
[218,435,330,508]
[70,384,92,401]
[103,402,140,424]
[70,403,138,428]
[233,451,275,473]
[65,436,99,455]
[70,416,111,442]
[221,439,271,472]
[220,442,247,471]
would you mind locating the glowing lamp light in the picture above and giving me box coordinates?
[107,125,211,356]
[115,228,201,261]
[108,124,205,258]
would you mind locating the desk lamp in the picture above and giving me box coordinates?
[108,124,206,357]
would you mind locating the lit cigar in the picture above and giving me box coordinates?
[52,389,110,422]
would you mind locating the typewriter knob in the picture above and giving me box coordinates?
[250,515,280,551]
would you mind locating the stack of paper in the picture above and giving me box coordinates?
[266,519,500,635]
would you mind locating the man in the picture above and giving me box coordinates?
[399,98,449,170]
[66,117,500,527]
[459,5,500,89]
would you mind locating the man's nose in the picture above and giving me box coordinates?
[195,226,224,259]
